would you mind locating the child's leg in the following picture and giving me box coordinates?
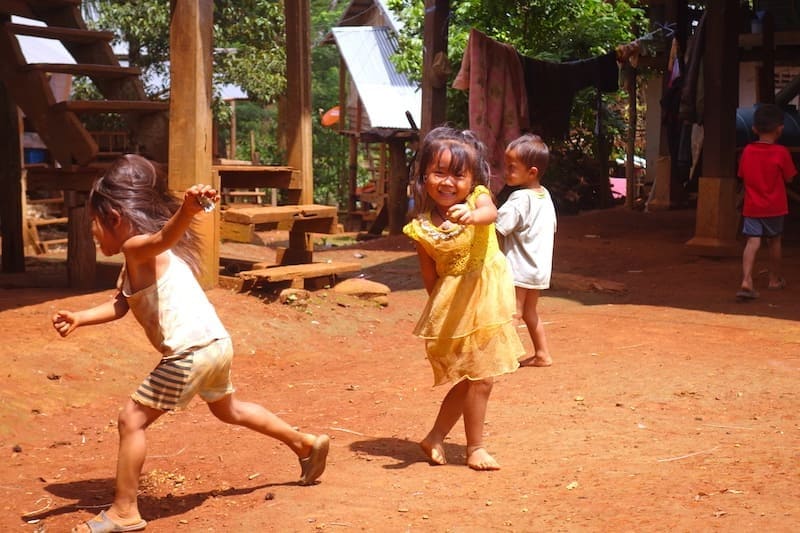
[207,394,329,485]
[767,235,784,288]
[462,377,499,471]
[420,379,468,465]
[740,236,761,291]
[72,399,163,533]
[516,287,552,367]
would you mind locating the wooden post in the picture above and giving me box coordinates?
[388,139,408,235]
[666,0,689,209]
[229,99,237,159]
[421,0,449,137]
[168,0,218,287]
[0,78,24,272]
[758,11,775,103]
[625,66,637,208]
[66,192,96,289]
[284,0,313,205]
[686,0,740,255]
[338,56,347,133]
[348,136,358,213]
[645,73,671,211]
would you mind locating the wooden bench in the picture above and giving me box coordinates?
[229,261,362,291]
[221,204,340,264]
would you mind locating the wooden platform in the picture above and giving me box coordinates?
[221,204,338,243]
[224,261,361,291]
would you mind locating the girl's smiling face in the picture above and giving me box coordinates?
[424,148,474,210]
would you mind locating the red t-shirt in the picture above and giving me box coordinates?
[737,142,797,217]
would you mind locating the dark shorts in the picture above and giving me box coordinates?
[742,216,784,237]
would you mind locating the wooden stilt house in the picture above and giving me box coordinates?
[323,0,420,236]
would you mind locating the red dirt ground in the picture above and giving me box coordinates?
[1,207,799,532]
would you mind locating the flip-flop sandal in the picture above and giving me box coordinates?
[735,288,759,300]
[299,434,330,486]
[79,510,147,533]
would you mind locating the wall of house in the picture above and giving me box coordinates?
[739,61,800,108]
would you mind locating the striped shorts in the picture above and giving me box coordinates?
[132,337,235,411]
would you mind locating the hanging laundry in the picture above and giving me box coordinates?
[679,12,707,124]
[667,37,681,88]
[520,51,619,141]
[453,28,529,192]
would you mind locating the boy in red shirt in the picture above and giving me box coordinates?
[736,103,798,300]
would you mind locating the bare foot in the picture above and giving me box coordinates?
[467,446,500,471]
[420,437,447,465]
[768,277,786,290]
[519,354,552,367]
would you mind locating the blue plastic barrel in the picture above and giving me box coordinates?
[736,104,800,147]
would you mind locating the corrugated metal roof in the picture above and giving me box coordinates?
[332,26,420,130]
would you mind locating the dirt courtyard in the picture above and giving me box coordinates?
[1,207,799,532]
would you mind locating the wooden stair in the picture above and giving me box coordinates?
[0,1,170,167]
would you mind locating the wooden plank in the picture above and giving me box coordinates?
[29,0,81,7]
[5,22,114,43]
[23,63,141,78]
[219,221,255,243]
[25,166,104,191]
[0,1,35,18]
[53,100,169,114]
[214,165,301,190]
[223,204,336,225]
[238,261,361,283]
[29,216,68,226]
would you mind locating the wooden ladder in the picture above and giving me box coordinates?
[0,0,170,167]
[25,190,67,254]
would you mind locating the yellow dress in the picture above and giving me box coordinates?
[403,185,523,386]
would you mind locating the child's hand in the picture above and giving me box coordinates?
[52,310,78,337]
[446,203,474,225]
[185,184,219,214]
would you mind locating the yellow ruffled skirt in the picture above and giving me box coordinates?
[414,251,523,385]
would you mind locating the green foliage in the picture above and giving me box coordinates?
[310,0,349,206]
[387,0,649,207]
[213,1,286,104]
[88,1,286,104]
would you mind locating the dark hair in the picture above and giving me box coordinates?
[412,126,491,214]
[507,133,550,177]
[753,103,785,135]
[89,154,202,276]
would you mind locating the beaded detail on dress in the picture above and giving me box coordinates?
[418,214,466,241]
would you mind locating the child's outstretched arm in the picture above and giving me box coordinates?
[121,184,218,264]
[52,291,129,337]
[446,190,497,226]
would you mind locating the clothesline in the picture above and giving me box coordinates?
[616,22,676,65]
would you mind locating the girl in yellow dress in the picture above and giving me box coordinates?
[403,127,524,470]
